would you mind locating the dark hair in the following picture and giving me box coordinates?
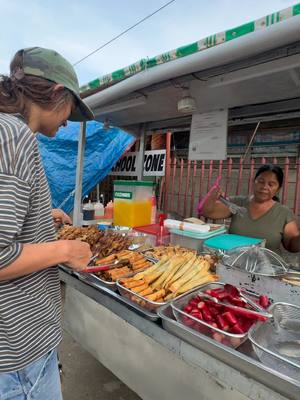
[0,50,73,120]
[254,164,284,201]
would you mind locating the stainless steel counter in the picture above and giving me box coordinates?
[61,270,300,400]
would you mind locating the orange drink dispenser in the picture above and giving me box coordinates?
[113,180,154,227]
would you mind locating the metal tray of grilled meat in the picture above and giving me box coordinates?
[76,271,118,291]
[74,273,159,321]
[77,255,156,292]
[248,302,300,381]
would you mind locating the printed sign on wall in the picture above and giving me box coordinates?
[188,109,228,160]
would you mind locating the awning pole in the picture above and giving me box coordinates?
[73,122,86,226]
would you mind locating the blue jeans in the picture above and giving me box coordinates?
[0,349,63,400]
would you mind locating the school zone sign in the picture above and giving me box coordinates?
[110,150,166,176]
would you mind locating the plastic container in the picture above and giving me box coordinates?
[104,201,114,220]
[113,180,154,227]
[94,201,104,218]
[203,233,264,255]
[170,226,226,252]
[82,200,95,221]
[151,194,157,224]
[97,222,112,230]
[134,224,170,247]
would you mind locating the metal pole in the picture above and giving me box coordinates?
[73,122,86,226]
[164,131,172,212]
[242,121,260,161]
[137,124,146,180]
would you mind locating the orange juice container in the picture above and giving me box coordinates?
[113,180,154,228]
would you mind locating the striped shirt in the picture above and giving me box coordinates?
[0,113,62,372]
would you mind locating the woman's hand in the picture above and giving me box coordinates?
[201,188,231,220]
[283,221,300,253]
[52,208,72,228]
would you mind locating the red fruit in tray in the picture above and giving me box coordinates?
[230,323,244,335]
[259,295,270,309]
[208,306,219,317]
[184,304,193,313]
[189,299,199,307]
[214,290,230,301]
[196,311,203,320]
[227,295,246,308]
[206,288,223,296]
[198,302,210,314]
[182,316,194,327]
[225,306,268,322]
[204,300,224,310]
[197,301,206,310]
[222,311,238,326]
[230,337,243,348]
[240,319,254,332]
[212,332,225,343]
[191,308,200,316]
[202,308,213,323]
[216,315,229,331]
[192,312,203,321]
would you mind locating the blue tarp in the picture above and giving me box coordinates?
[38,121,134,213]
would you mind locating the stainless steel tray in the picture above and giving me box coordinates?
[77,252,155,291]
[248,302,300,381]
[117,280,167,313]
[76,271,118,291]
[74,272,159,321]
[158,304,251,354]
[170,282,270,349]
[170,283,246,348]
[158,304,300,397]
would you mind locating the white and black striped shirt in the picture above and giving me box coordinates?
[0,113,62,372]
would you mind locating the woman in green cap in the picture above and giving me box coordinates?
[0,47,94,399]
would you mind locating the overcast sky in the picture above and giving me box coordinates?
[0,0,297,86]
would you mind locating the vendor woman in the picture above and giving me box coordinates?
[202,164,300,255]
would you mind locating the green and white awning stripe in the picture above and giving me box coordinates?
[80,3,300,94]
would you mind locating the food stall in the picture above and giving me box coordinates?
[61,4,300,400]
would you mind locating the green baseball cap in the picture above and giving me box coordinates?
[21,47,94,122]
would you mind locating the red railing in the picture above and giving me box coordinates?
[160,157,300,220]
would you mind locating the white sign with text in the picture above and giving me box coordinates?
[188,109,228,160]
[110,150,166,176]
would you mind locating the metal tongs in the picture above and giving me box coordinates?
[82,259,129,273]
[218,195,247,217]
[197,286,271,320]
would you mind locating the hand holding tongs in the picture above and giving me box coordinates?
[218,195,247,217]
[198,176,247,217]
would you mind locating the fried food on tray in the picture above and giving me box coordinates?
[94,251,153,282]
[57,225,133,259]
[144,245,196,260]
[119,253,219,308]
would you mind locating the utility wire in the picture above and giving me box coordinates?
[73,0,176,66]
